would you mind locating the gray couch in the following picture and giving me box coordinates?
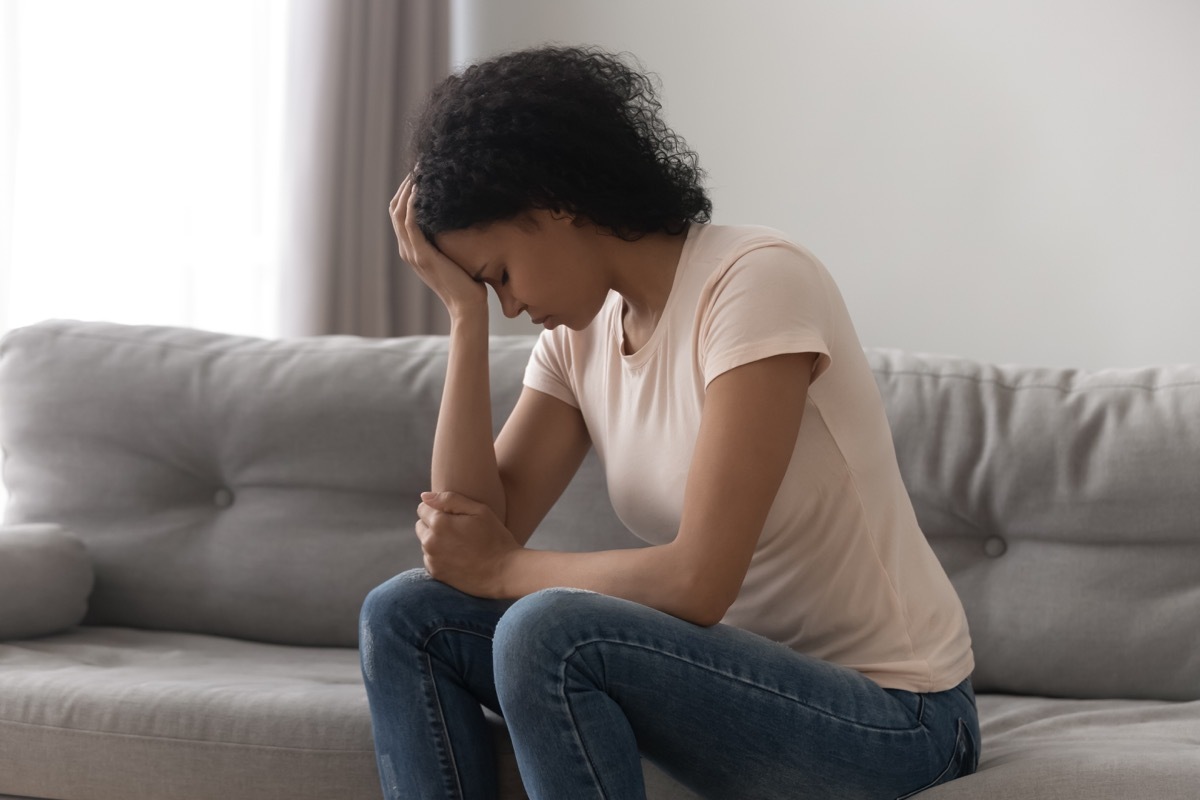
[0,319,1196,800]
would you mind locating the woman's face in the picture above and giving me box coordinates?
[434,211,611,331]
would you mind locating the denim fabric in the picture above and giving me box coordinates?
[360,569,980,800]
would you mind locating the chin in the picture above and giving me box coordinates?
[563,314,599,332]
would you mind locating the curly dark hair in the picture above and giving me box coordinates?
[409,44,712,242]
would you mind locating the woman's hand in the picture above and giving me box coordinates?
[415,491,521,598]
[390,174,487,320]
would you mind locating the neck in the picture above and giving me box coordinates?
[601,224,690,322]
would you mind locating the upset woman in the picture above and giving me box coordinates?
[359,44,979,800]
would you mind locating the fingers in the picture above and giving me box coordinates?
[414,493,483,544]
[403,182,424,249]
[394,177,412,226]
[390,174,434,266]
[389,173,411,217]
[389,174,414,247]
[420,490,478,514]
[415,501,447,535]
[389,177,403,213]
[387,178,487,312]
[414,499,456,537]
[414,517,431,546]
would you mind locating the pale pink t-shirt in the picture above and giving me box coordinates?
[523,222,974,693]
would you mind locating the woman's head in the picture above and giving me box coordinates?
[410,45,712,243]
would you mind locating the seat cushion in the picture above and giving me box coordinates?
[0,626,698,800]
[0,626,379,800]
[922,693,1200,799]
[7,627,1194,799]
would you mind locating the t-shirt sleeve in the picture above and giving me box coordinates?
[697,243,836,387]
[522,328,580,408]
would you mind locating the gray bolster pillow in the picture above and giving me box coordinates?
[0,524,94,640]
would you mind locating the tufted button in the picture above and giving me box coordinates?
[213,488,234,508]
[983,536,1007,558]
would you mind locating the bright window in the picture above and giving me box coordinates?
[1,0,290,516]
[0,0,288,337]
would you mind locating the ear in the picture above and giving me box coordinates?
[558,210,594,229]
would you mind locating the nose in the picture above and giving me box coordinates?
[498,289,524,319]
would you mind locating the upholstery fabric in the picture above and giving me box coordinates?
[0,321,636,647]
[0,626,377,799]
[868,349,1200,701]
[921,694,1200,799]
[0,626,696,800]
[0,524,92,640]
[2,628,1195,800]
[2,321,1199,800]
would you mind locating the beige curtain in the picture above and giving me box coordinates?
[279,0,452,337]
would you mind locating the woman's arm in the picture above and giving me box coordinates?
[431,314,507,515]
[391,176,504,515]
[418,351,815,624]
[494,387,592,545]
[391,175,591,528]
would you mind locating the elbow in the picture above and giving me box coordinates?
[652,542,742,627]
[675,573,738,628]
[681,595,733,628]
[685,605,727,628]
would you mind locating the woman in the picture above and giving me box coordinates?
[360,45,980,799]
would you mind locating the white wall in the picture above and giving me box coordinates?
[452,0,1200,369]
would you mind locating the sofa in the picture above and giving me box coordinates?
[0,318,1197,800]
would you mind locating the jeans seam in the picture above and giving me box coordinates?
[421,626,495,799]
[894,718,969,800]
[566,637,923,735]
[422,650,465,800]
[557,655,613,800]
[421,623,497,651]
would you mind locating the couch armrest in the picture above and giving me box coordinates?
[0,524,94,640]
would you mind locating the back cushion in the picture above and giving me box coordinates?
[869,349,1200,701]
[5,321,1198,701]
[0,321,634,647]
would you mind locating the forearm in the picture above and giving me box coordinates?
[431,313,506,518]
[496,543,727,626]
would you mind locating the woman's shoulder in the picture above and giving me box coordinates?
[691,222,802,251]
[686,223,830,291]
[689,223,823,273]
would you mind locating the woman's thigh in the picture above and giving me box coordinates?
[493,588,978,800]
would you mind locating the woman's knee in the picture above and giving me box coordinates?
[360,569,509,665]
[493,588,610,687]
[359,568,438,630]
[358,569,435,685]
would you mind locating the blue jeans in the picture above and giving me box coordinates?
[360,569,980,799]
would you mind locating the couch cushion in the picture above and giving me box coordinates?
[0,524,92,640]
[0,321,636,647]
[0,627,699,800]
[869,350,1200,701]
[0,626,377,799]
[922,694,1200,799]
